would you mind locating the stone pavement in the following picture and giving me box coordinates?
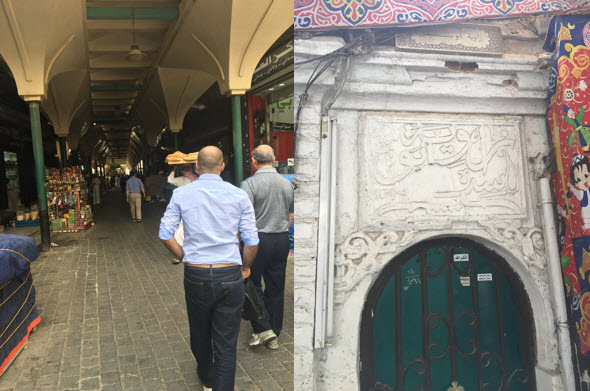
[0,190,294,391]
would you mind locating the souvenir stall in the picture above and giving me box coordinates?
[46,167,93,232]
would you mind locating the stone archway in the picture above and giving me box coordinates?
[359,237,537,391]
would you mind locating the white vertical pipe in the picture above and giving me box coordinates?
[315,55,350,348]
[315,116,332,348]
[538,177,576,391]
[326,119,337,345]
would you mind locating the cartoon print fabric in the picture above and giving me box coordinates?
[295,1,590,30]
[545,15,590,357]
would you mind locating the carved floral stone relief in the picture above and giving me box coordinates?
[334,226,548,304]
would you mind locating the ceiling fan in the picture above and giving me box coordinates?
[126,8,148,62]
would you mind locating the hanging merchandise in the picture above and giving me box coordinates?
[45,167,94,232]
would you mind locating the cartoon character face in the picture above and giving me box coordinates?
[568,109,577,119]
[573,163,590,190]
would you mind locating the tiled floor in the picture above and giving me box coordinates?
[0,190,294,391]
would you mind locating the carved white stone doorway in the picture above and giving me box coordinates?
[359,237,537,391]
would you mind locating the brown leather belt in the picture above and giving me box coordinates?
[184,263,238,268]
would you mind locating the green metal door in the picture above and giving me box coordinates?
[360,238,536,391]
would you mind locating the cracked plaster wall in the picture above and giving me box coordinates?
[295,28,564,390]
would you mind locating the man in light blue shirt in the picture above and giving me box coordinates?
[125,171,146,222]
[159,146,259,391]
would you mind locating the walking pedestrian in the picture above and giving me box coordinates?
[240,145,294,350]
[167,154,199,264]
[168,161,198,187]
[120,175,127,203]
[92,175,101,205]
[125,171,146,222]
[159,146,259,391]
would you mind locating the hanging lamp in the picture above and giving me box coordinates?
[126,8,148,62]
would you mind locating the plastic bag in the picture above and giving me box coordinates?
[242,278,264,321]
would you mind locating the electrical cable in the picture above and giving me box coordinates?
[294,30,396,163]
[294,32,376,136]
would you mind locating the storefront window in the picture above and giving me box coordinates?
[249,77,294,174]
[3,151,19,210]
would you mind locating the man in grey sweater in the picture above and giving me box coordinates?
[240,145,294,350]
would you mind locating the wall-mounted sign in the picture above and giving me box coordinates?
[270,97,294,126]
[252,39,293,86]
[454,254,469,262]
[396,24,503,56]
[460,276,470,287]
[477,273,493,282]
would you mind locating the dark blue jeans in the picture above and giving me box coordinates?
[250,232,290,336]
[184,265,244,391]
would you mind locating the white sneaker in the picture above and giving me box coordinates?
[203,385,212,391]
[248,330,277,346]
[266,338,279,350]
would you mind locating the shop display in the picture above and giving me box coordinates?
[3,152,19,211]
[14,205,40,227]
[46,167,93,232]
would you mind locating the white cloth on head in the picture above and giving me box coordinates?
[167,171,190,187]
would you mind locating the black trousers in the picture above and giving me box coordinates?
[249,232,290,336]
[184,265,244,391]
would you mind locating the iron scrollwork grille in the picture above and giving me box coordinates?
[360,238,537,391]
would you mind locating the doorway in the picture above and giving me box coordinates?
[359,238,537,390]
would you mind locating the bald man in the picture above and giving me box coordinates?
[159,146,259,391]
[241,145,294,350]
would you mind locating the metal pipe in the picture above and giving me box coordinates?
[538,177,576,391]
[314,116,332,348]
[58,140,64,170]
[60,137,68,168]
[322,56,351,115]
[28,102,50,252]
[326,118,337,344]
[231,95,244,185]
[172,132,179,151]
[314,55,351,348]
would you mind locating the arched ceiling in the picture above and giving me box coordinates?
[0,0,293,167]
